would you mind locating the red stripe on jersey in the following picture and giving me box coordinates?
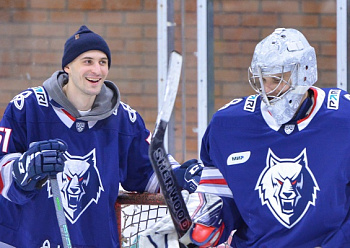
[62,109,76,121]
[199,179,228,185]
[0,172,3,194]
[0,161,11,194]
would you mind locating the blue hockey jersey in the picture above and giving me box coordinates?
[0,71,158,248]
[198,87,350,248]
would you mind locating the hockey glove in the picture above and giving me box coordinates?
[12,139,68,191]
[170,156,204,193]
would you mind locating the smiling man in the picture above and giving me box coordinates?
[63,50,109,110]
[0,25,160,248]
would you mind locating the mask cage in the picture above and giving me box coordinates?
[248,63,299,105]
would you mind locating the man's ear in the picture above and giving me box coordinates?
[64,66,70,73]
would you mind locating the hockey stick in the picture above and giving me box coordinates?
[149,51,192,239]
[51,177,72,248]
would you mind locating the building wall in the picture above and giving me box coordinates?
[0,0,337,161]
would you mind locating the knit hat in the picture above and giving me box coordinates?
[62,25,111,70]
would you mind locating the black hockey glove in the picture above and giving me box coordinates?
[172,158,204,193]
[12,139,68,191]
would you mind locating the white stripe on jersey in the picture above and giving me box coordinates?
[0,153,21,201]
[201,166,225,180]
[197,167,233,198]
[145,172,160,193]
[0,241,15,248]
[196,184,233,198]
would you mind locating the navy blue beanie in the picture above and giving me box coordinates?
[62,25,111,70]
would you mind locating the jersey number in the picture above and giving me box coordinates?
[0,127,11,153]
[121,102,137,123]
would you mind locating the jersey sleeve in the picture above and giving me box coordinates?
[199,123,233,198]
[0,91,38,204]
[119,110,159,193]
[199,122,244,245]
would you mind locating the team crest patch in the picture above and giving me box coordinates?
[48,149,104,224]
[76,122,86,132]
[284,124,295,135]
[255,148,320,228]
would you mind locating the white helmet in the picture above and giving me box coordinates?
[248,28,317,124]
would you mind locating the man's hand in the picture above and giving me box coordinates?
[12,139,68,191]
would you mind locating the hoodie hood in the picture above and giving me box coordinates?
[43,71,120,122]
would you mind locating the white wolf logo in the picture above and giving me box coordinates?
[255,148,320,228]
[48,149,104,224]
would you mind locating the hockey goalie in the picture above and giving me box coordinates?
[139,27,350,248]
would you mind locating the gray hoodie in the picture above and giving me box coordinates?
[43,71,120,122]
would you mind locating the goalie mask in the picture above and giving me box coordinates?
[248,28,317,124]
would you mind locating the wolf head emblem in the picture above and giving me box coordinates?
[48,149,104,224]
[255,148,320,228]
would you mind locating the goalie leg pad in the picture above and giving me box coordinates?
[191,222,225,247]
[185,192,225,247]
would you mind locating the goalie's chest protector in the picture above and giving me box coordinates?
[205,87,350,245]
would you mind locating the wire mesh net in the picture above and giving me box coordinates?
[116,192,168,248]
[115,191,235,248]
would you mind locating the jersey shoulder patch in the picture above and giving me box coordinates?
[31,86,49,107]
[323,87,350,111]
[327,89,341,110]
[243,94,259,112]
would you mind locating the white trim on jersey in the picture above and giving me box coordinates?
[145,172,160,193]
[52,104,98,130]
[260,102,280,131]
[196,184,233,198]
[196,167,233,198]
[0,153,21,200]
[88,121,98,129]
[0,241,15,248]
[297,87,325,131]
[261,87,326,131]
[51,105,75,128]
